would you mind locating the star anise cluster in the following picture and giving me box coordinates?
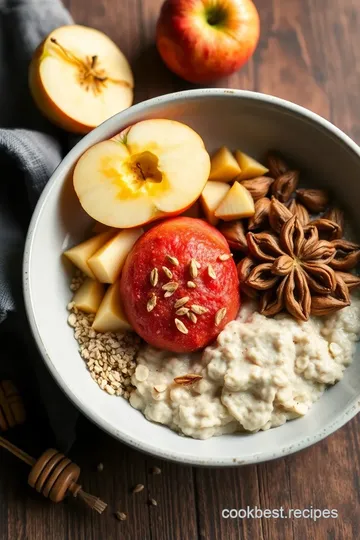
[238,198,360,320]
[217,151,360,320]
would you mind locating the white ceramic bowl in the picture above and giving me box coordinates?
[24,89,360,466]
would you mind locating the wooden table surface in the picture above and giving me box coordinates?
[2,0,360,539]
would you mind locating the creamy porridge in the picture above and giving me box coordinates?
[130,296,360,439]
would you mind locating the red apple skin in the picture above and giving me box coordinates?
[121,217,240,353]
[156,0,260,84]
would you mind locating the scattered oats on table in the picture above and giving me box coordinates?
[67,273,140,399]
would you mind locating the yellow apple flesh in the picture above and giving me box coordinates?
[88,228,143,283]
[29,25,134,134]
[209,146,241,182]
[72,278,105,314]
[64,230,114,278]
[215,181,255,220]
[200,181,230,225]
[92,282,132,333]
[235,150,269,180]
[73,119,211,228]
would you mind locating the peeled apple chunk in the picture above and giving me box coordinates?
[64,230,114,278]
[200,181,230,226]
[215,182,255,220]
[88,228,143,283]
[235,150,269,180]
[73,119,211,228]
[209,146,241,182]
[92,282,131,333]
[29,25,134,134]
[72,278,105,314]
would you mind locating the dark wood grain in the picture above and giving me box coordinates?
[2,0,360,538]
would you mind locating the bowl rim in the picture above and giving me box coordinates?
[23,88,360,466]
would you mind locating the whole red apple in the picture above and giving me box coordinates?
[156,0,260,84]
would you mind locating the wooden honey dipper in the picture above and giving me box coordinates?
[0,380,26,431]
[0,436,107,513]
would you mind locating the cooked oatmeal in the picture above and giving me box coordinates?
[130,296,360,439]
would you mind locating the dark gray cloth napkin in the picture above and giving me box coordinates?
[0,0,79,450]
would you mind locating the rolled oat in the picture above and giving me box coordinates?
[67,276,140,399]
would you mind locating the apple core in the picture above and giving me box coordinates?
[129,152,163,184]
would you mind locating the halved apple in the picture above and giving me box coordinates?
[215,182,255,221]
[235,150,269,180]
[29,25,134,134]
[208,146,241,182]
[88,228,143,283]
[64,230,114,278]
[73,119,211,228]
[200,181,230,225]
[92,282,131,333]
[72,278,105,314]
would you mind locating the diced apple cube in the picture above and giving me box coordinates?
[72,278,105,314]
[209,146,241,182]
[215,182,255,221]
[64,230,115,279]
[88,228,143,284]
[235,150,269,180]
[92,282,131,332]
[200,181,230,226]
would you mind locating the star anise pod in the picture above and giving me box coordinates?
[311,274,350,316]
[218,220,247,251]
[267,151,290,178]
[288,199,310,226]
[239,215,350,321]
[335,271,360,291]
[268,197,292,233]
[306,218,342,241]
[323,207,344,235]
[237,257,258,299]
[329,239,360,270]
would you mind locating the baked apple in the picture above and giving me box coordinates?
[120,217,240,352]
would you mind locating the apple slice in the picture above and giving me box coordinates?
[72,278,105,314]
[208,146,241,182]
[73,119,210,228]
[215,182,255,221]
[29,25,134,134]
[64,230,114,278]
[93,282,131,333]
[88,228,143,283]
[235,151,269,180]
[200,181,230,225]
